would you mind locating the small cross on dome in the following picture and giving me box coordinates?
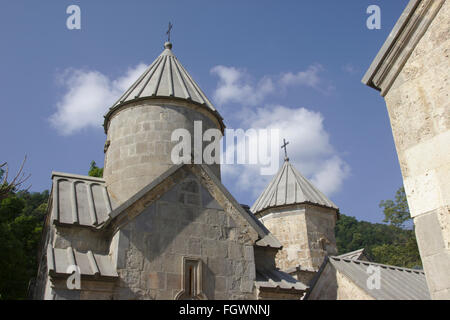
[281,139,289,161]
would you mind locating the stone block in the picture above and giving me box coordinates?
[126,248,144,270]
[228,242,243,260]
[187,237,201,256]
[434,288,450,300]
[215,276,227,292]
[422,251,450,293]
[243,245,254,261]
[166,273,181,290]
[240,280,254,293]
[146,272,167,290]
[208,257,227,275]
[202,239,218,257]
[414,210,445,257]
[120,269,141,288]
[163,254,180,274]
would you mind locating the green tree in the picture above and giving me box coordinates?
[0,166,48,299]
[371,236,421,269]
[335,186,422,268]
[88,161,103,178]
[379,186,410,228]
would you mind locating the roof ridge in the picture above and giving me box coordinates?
[52,171,105,183]
[104,42,221,132]
[251,160,338,214]
[330,256,425,274]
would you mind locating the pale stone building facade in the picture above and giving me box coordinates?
[33,41,308,300]
[33,15,435,298]
[251,158,339,285]
[362,0,450,299]
[306,255,430,300]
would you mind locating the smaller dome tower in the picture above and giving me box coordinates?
[251,158,339,273]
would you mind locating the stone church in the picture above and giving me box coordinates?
[33,16,432,299]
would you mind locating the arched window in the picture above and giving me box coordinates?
[174,257,206,300]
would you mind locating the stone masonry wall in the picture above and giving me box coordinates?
[307,264,374,300]
[383,0,450,299]
[304,207,338,270]
[306,263,337,300]
[109,175,256,300]
[104,100,221,205]
[260,205,337,271]
[335,270,374,300]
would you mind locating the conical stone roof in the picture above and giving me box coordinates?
[251,159,338,214]
[104,42,223,131]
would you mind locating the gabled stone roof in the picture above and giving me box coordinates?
[50,172,117,227]
[255,268,308,292]
[49,164,282,249]
[47,245,118,279]
[104,41,223,132]
[250,159,338,214]
[336,248,371,261]
[102,163,282,249]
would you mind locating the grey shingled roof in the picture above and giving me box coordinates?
[47,245,118,278]
[251,159,338,214]
[328,257,430,300]
[105,42,222,127]
[51,172,116,227]
[255,268,308,292]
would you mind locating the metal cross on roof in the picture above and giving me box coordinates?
[166,22,173,42]
[281,139,289,161]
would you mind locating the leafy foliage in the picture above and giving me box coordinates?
[88,161,103,178]
[379,186,410,228]
[0,190,48,299]
[336,186,422,269]
[335,214,421,268]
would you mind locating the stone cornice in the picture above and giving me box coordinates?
[362,0,445,96]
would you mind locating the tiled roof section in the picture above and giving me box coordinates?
[51,172,117,227]
[255,268,308,291]
[109,42,219,114]
[329,256,430,300]
[47,245,118,278]
[251,159,338,214]
[336,248,371,261]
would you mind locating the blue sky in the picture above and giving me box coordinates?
[0,0,410,223]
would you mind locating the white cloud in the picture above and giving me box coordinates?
[221,105,350,198]
[210,65,274,106]
[49,64,147,135]
[210,64,333,109]
[210,64,348,198]
[279,64,323,88]
[310,155,350,195]
[342,63,359,75]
